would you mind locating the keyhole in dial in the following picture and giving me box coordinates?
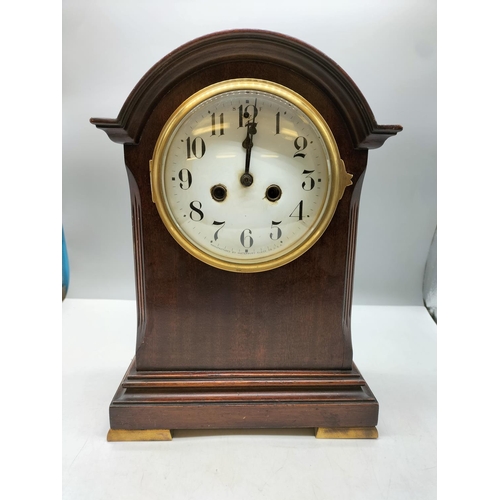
[266,185,282,202]
[211,184,227,202]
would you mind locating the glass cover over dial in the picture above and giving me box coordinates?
[150,79,352,272]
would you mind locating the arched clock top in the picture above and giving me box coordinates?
[90,29,402,148]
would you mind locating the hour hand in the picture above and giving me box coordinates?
[242,123,255,151]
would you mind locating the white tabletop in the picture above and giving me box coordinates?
[62,299,436,500]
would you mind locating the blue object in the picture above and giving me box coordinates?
[62,228,70,300]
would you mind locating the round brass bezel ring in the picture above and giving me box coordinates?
[150,78,352,273]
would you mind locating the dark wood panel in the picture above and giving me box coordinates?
[123,58,369,371]
[110,401,379,430]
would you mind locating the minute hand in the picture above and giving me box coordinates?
[240,101,257,186]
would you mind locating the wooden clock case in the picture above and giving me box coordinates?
[91,30,401,440]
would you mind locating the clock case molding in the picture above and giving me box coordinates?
[91,30,401,437]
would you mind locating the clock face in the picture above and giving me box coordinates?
[150,79,351,272]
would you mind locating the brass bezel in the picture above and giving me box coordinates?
[150,78,352,273]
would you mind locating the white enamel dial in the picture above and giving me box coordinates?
[151,79,351,272]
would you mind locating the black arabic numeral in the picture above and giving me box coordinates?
[189,201,204,221]
[301,170,315,191]
[238,104,258,128]
[186,136,206,159]
[212,221,225,241]
[289,200,304,221]
[178,168,192,190]
[240,229,254,248]
[270,221,282,240]
[293,136,308,158]
[211,113,224,136]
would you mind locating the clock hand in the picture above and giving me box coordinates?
[240,99,257,187]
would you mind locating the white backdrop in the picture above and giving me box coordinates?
[62,0,436,304]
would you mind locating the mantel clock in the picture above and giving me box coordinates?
[91,30,401,441]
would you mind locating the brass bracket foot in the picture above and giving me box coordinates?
[107,427,377,441]
[315,427,378,439]
[107,429,173,441]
